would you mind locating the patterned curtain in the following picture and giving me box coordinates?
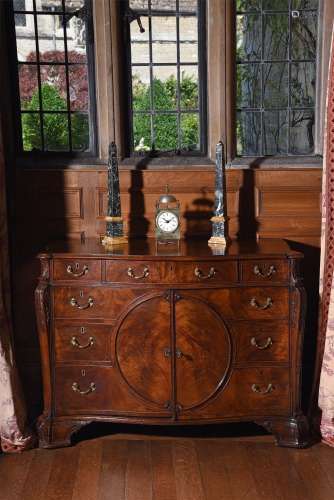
[318,26,334,447]
[0,119,34,452]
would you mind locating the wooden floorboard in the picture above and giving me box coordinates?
[0,436,333,500]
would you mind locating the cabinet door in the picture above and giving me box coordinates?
[174,292,232,412]
[116,293,172,412]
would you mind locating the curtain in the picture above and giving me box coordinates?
[0,120,34,452]
[318,26,334,447]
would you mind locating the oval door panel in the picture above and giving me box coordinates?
[116,295,171,408]
[175,294,232,410]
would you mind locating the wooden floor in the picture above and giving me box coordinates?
[0,433,334,500]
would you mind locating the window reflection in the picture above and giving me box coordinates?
[236,0,318,156]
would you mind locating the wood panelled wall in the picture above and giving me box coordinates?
[12,166,322,418]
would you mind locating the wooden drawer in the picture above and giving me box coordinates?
[181,288,289,320]
[231,367,290,415]
[173,261,237,284]
[106,260,165,283]
[53,287,147,319]
[178,367,291,420]
[54,322,112,363]
[241,260,289,283]
[54,366,172,417]
[231,320,289,364]
[53,259,101,282]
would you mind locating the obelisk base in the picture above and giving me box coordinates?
[208,236,227,246]
[102,235,128,247]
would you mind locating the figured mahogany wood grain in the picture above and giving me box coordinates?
[175,295,231,409]
[54,322,113,363]
[231,320,289,364]
[178,367,290,420]
[53,287,149,319]
[106,260,167,283]
[54,366,173,417]
[53,258,102,282]
[178,288,289,320]
[172,260,238,284]
[116,295,172,407]
[240,259,289,283]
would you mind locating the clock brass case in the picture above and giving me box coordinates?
[155,191,181,242]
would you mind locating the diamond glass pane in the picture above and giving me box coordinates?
[153,66,177,110]
[236,0,260,11]
[237,63,261,108]
[179,0,197,12]
[263,14,289,60]
[21,113,42,151]
[37,0,63,11]
[291,11,317,61]
[237,112,261,156]
[180,66,198,110]
[132,66,151,111]
[130,0,148,9]
[71,113,90,151]
[263,63,289,108]
[15,14,36,62]
[69,65,89,111]
[151,0,176,10]
[154,114,178,150]
[65,0,85,11]
[236,15,261,61]
[291,62,316,107]
[39,65,68,111]
[292,0,318,8]
[133,113,151,151]
[44,113,69,151]
[290,109,315,154]
[181,113,199,151]
[263,110,288,155]
[263,0,289,9]
[37,15,65,62]
[19,64,39,110]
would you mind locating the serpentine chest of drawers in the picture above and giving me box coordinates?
[35,238,310,448]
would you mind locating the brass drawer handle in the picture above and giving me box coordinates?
[250,297,273,310]
[127,266,150,279]
[66,264,89,278]
[251,383,274,395]
[194,267,216,280]
[176,348,183,359]
[70,297,94,309]
[163,347,171,358]
[71,336,94,349]
[72,382,96,395]
[251,337,273,350]
[253,265,276,278]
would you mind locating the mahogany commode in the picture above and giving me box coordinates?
[35,238,310,448]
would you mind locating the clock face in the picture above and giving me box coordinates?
[156,211,179,233]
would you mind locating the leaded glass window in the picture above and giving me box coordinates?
[126,0,206,155]
[12,0,96,154]
[236,0,318,156]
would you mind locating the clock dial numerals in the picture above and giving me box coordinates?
[157,211,179,233]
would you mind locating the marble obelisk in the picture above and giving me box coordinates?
[208,141,228,246]
[102,142,128,247]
